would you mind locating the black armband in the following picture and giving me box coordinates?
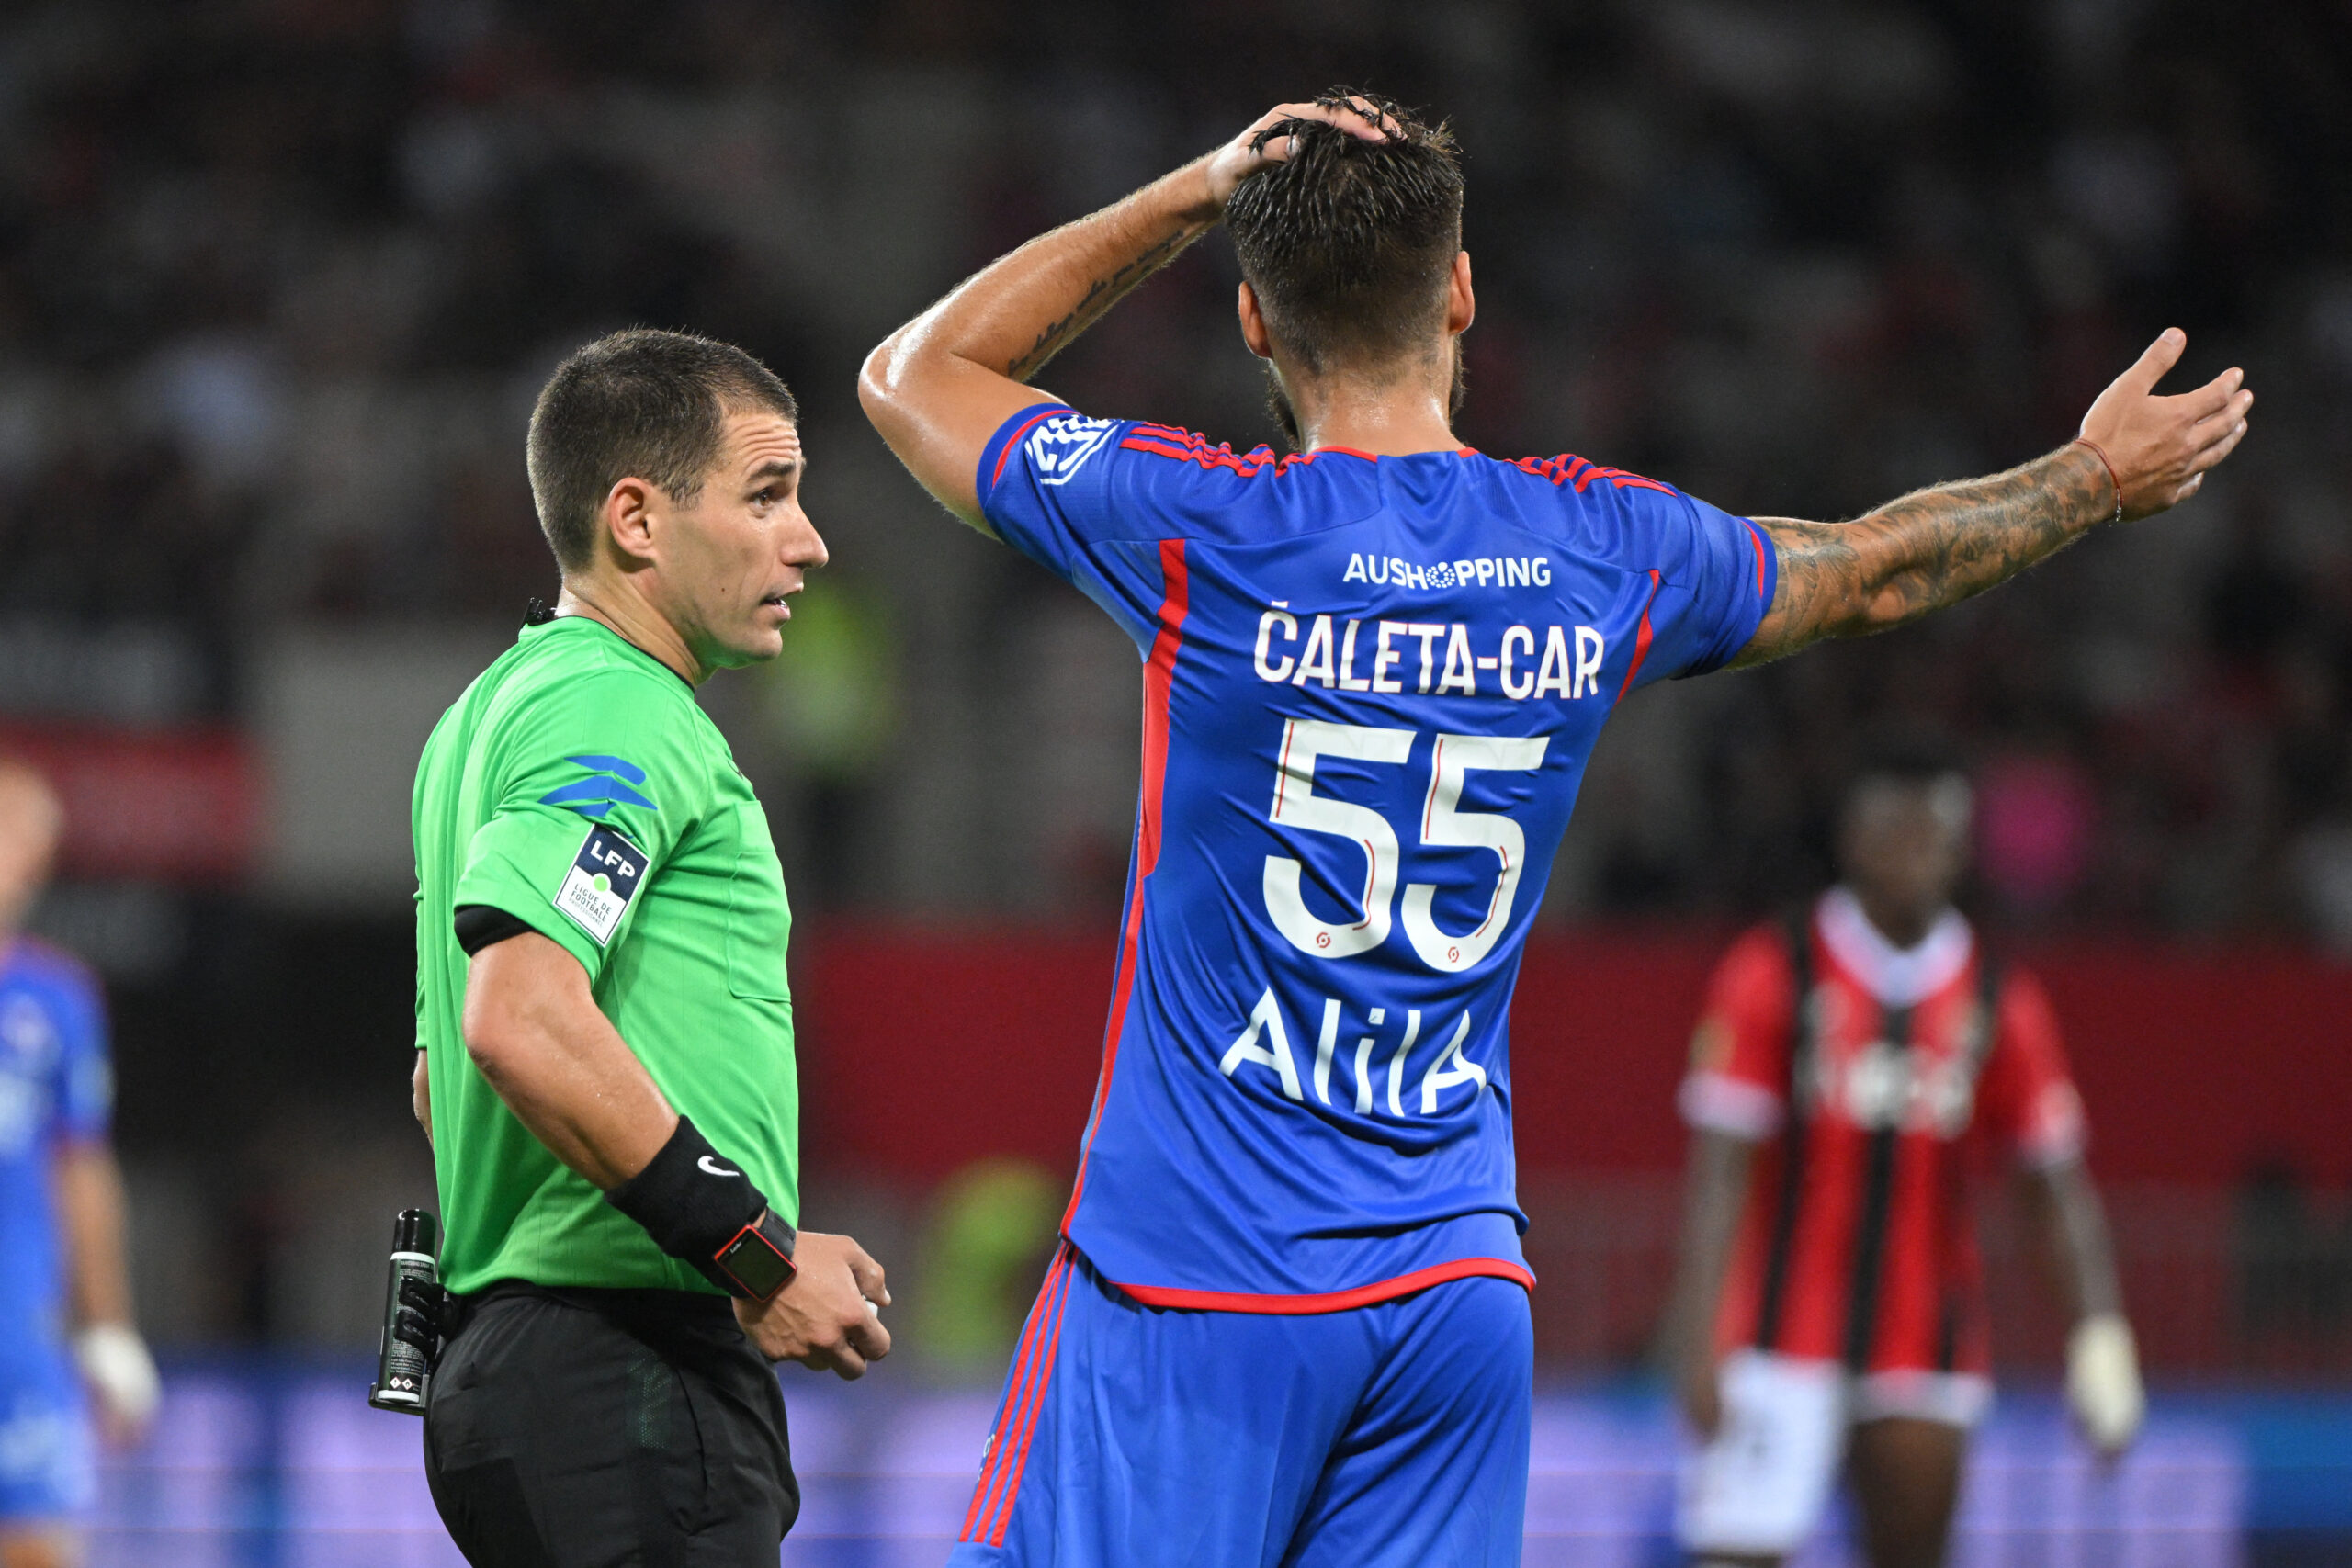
[605,1116,797,1300]
[453,904,535,956]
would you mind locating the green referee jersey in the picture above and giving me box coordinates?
[413,615,797,1296]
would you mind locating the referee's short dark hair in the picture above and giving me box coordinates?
[527,328,798,574]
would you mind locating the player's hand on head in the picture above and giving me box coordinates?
[2078,329,2254,521]
[1201,96,1396,210]
[731,1230,891,1380]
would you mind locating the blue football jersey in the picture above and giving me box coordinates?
[0,939,112,1341]
[978,406,1774,1308]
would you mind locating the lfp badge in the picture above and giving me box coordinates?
[554,826,649,945]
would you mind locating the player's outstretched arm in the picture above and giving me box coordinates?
[2024,1157,2143,1456]
[55,1140,160,1445]
[1732,330,2252,668]
[1657,1127,1755,1438]
[858,96,1396,532]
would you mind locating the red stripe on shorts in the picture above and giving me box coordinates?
[1114,1256,1535,1314]
[964,1245,1076,1544]
[983,1250,1080,1546]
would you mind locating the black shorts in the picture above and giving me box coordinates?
[423,1281,798,1568]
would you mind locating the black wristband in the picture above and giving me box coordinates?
[605,1116,786,1297]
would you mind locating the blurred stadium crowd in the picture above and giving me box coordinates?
[2,0,2348,942]
[0,2,2343,1444]
[6,50,2352,1568]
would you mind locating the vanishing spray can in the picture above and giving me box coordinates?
[368,1209,439,1415]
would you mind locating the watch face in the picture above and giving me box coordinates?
[718,1229,795,1301]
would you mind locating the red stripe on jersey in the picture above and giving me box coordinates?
[1057,880,1146,1235]
[1117,434,1283,477]
[1059,542,1190,1235]
[961,1246,1066,1540]
[1118,435,1207,462]
[990,407,1067,491]
[1114,1256,1534,1314]
[983,1249,1080,1546]
[1509,453,1679,496]
[1116,435,1187,458]
[1617,570,1662,697]
[1747,520,1770,600]
[1136,540,1190,872]
[1510,455,1585,486]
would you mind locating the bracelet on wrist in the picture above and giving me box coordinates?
[2072,437,2125,524]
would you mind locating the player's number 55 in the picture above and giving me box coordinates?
[1263,718,1549,973]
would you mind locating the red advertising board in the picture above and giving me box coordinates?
[797,922,2352,1192]
[0,723,259,880]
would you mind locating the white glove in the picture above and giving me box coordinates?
[74,1322,161,1435]
[2065,1314,2143,1456]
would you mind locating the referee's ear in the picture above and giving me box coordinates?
[596,475,663,569]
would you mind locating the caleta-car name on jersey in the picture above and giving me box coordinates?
[1255,598,1607,700]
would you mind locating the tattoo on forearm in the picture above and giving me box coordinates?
[1007,227,1197,381]
[1736,444,2110,666]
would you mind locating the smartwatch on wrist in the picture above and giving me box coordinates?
[712,1210,797,1302]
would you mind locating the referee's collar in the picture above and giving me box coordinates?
[524,611,698,693]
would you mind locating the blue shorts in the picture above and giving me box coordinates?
[0,1349,93,1524]
[948,1245,1532,1568]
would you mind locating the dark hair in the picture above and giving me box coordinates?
[526,328,797,573]
[1225,90,1464,379]
[1848,728,1970,796]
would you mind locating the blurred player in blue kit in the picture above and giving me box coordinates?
[0,764,157,1568]
[863,88,2250,1568]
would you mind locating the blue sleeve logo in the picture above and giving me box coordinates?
[538,754,656,818]
[1028,414,1117,488]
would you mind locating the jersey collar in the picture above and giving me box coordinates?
[526,614,697,693]
[1815,886,1973,1009]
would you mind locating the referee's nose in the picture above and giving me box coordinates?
[782,502,829,573]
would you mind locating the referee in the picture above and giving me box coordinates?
[410,328,889,1566]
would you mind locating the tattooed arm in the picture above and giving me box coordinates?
[859,98,1395,534]
[1733,329,2254,667]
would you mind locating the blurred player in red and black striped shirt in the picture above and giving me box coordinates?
[1661,739,2143,1568]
